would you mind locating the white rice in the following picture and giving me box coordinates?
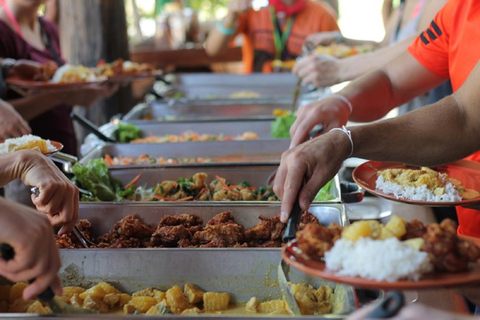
[325,238,433,282]
[51,64,97,83]
[375,175,461,202]
[0,134,55,154]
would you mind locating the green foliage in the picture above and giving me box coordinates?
[271,113,297,138]
[314,180,335,202]
[114,123,142,143]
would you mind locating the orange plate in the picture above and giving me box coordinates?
[352,160,480,207]
[282,236,480,290]
[45,140,63,155]
[6,77,107,92]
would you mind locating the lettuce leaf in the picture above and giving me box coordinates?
[114,123,142,143]
[271,113,297,138]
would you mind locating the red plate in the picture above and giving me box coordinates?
[352,160,480,207]
[6,77,107,94]
[282,237,480,290]
[45,140,63,156]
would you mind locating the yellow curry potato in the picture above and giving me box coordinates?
[385,215,406,238]
[245,297,259,313]
[379,226,396,240]
[258,299,288,315]
[26,301,50,314]
[129,296,158,313]
[61,286,85,303]
[97,281,121,295]
[79,284,106,301]
[166,285,190,313]
[184,284,205,304]
[203,292,230,312]
[9,283,27,304]
[403,238,425,251]
[342,220,382,241]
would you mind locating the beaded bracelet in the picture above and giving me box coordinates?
[216,20,236,36]
[330,125,354,158]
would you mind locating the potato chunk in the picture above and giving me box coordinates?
[203,292,230,312]
[166,286,190,314]
[184,284,205,304]
[385,215,406,238]
[342,220,382,241]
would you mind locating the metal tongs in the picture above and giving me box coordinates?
[70,111,116,143]
[30,187,97,248]
[291,41,315,112]
[0,243,96,314]
[365,291,405,318]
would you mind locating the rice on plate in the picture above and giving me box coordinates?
[325,237,433,282]
[375,167,462,202]
[0,134,56,154]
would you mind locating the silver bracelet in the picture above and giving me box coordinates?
[330,125,354,158]
[321,94,353,114]
[1,58,16,78]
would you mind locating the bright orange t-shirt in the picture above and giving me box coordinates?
[236,1,339,73]
[408,0,480,237]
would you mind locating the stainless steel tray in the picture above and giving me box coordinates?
[123,100,295,122]
[0,249,355,318]
[155,73,304,100]
[78,203,348,237]
[82,165,342,203]
[79,140,290,169]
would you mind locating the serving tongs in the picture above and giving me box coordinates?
[0,243,97,314]
[291,41,315,112]
[365,290,404,318]
[30,187,97,248]
[70,111,116,143]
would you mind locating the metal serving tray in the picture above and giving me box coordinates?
[78,203,348,237]
[123,100,295,122]
[155,73,304,100]
[0,249,355,318]
[79,140,290,169]
[84,165,342,203]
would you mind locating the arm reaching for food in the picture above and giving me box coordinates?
[0,99,30,139]
[0,197,62,300]
[274,59,480,222]
[289,52,446,149]
[0,150,79,234]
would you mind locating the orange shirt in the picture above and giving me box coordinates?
[408,0,480,237]
[236,1,339,73]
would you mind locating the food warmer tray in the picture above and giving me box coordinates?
[99,119,276,140]
[154,72,307,100]
[122,100,296,123]
[83,165,342,204]
[79,139,290,169]
[78,202,348,237]
[0,248,356,319]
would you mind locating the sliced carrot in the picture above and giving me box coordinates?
[194,187,206,200]
[104,154,114,166]
[139,154,148,159]
[215,175,230,191]
[125,173,142,189]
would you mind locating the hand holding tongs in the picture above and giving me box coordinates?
[291,41,316,113]
[30,187,97,248]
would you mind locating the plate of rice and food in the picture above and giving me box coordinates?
[96,58,160,83]
[0,134,63,156]
[7,64,107,94]
[282,216,480,290]
[351,160,480,207]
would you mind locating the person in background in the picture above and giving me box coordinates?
[204,0,339,73]
[0,0,115,156]
[293,0,447,92]
[0,197,62,300]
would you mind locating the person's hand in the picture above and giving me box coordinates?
[304,31,343,47]
[346,302,472,320]
[273,130,351,222]
[292,53,342,88]
[289,96,350,149]
[0,198,62,300]
[13,150,79,234]
[227,0,252,14]
[0,99,31,139]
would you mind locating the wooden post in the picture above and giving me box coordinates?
[58,0,133,141]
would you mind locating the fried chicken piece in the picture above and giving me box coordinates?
[421,219,472,272]
[207,211,235,225]
[115,214,155,238]
[244,215,285,243]
[104,236,141,248]
[299,211,320,229]
[33,61,58,81]
[76,219,94,241]
[296,223,341,259]
[158,213,203,228]
[193,223,245,246]
[199,237,228,248]
[151,225,191,247]
[56,234,76,249]
[403,219,427,240]
[248,239,282,247]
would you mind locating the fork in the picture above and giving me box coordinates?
[30,186,97,248]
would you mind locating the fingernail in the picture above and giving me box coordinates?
[280,211,287,223]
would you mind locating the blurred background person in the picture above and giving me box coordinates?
[204,0,339,73]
